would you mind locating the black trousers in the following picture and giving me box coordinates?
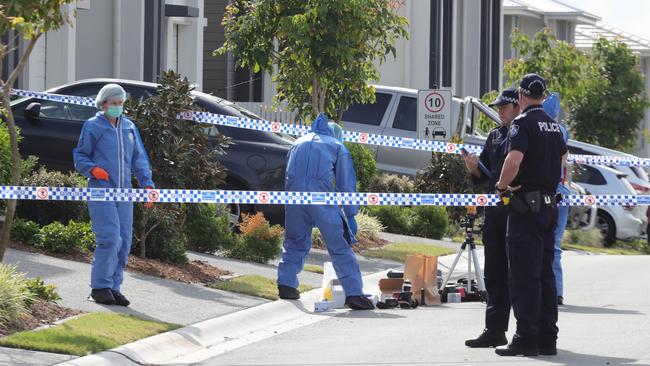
[482,205,510,332]
[506,205,559,347]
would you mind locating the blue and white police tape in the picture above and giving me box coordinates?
[11,88,650,167]
[1,186,647,207]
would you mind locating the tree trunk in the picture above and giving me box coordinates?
[311,76,320,117]
[0,36,41,262]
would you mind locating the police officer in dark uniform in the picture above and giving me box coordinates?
[463,88,519,348]
[495,74,568,357]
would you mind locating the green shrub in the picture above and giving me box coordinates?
[10,218,40,244]
[184,204,235,253]
[33,222,77,253]
[445,220,463,239]
[25,278,61,306]
[363,205,412,234]
[368,173,416,193]
[133,204,188,265]
[17,167,87,226]
[126,71,228,264]
[0,264,33,331]
[411,206,448,239]
[416,151,474,222]
[66,221,95,252]
[312,212,383,245]
[26,220,93,254]
[564,228,604,247]
[355,212,384,242]
[0,121,38,186]
[345,142,377,192]
[227,213,283,263]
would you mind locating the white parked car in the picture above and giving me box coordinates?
[573,165,646,245]
[568,140,650,194]
[567,181,597,230]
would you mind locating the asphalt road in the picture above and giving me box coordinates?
[197,252,650,366]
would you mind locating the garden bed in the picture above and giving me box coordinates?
[0,299,82,338]
[10,241,230,284]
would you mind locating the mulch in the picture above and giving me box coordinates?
[10,241,230,284]
[0,300,83,338]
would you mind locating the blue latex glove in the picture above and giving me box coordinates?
[347,216,358,236]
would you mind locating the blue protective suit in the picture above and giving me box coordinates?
[73,112,154,291]
[543,93,568,298]
[277,114,363,296]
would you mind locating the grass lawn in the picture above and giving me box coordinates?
[303,264,324,274]
[0,312,178,356]
[562,243,646,255]
[362,242,456,262]
[209,274,316,300]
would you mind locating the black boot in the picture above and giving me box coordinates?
[345,296,374,310]
[90,288,115,305]
[278,285,300,300]
[495,341,539,357]
[465,329,508,348]
[539,341,557,356]
[111,290,130,307]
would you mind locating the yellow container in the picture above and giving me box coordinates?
[323,287,332,302]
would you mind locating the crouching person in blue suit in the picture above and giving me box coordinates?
[277,113,373,310]
[73,83,155,306]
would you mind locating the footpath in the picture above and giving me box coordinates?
[2,232,447,365]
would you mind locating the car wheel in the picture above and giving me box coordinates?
[223,183,255,230]
[596,210,616,247]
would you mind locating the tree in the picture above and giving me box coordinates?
[218,0,409,122]
[0,1,75,261]
[502,28,598,112]
[493,28,648,152]
[568,38,649,151]
[125,70,229,262]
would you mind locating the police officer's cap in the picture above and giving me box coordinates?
[517,73,546,98]
[488,87,519,107]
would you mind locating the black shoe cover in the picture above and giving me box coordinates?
[111,290,130,307]
[345,295,375,310]
[278,285,300,300]
[90,288,115,305]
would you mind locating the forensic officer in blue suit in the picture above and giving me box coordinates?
[73,83,155,306]
[277,113,373,310]
[495,74,567,356]
[543,92,570,306]
[464,88,519,348]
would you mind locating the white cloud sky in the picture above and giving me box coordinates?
[560,0,650,41]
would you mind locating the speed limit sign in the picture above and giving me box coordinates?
[418,89,452,142]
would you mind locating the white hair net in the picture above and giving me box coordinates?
[95,83,126,109]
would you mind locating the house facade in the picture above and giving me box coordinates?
[3,0,205,91]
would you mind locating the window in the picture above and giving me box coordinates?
[57,84,155,103]
[32,98,96,121]
[574,165,607,186]
[392,96,417,131]
[342,93,392,126]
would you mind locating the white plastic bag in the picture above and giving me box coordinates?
[320,261,337,301]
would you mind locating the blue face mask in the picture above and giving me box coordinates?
[106,105,123,118]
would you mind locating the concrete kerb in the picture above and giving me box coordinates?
[55,268,396,366]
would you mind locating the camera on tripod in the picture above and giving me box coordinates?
[439,205,487,303]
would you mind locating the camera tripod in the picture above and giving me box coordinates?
[439,208,487,302]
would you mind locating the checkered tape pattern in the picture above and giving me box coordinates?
[11,89,95,107]
[568,154,650,167]
[10,88,650,167]
[2,186,648,206]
